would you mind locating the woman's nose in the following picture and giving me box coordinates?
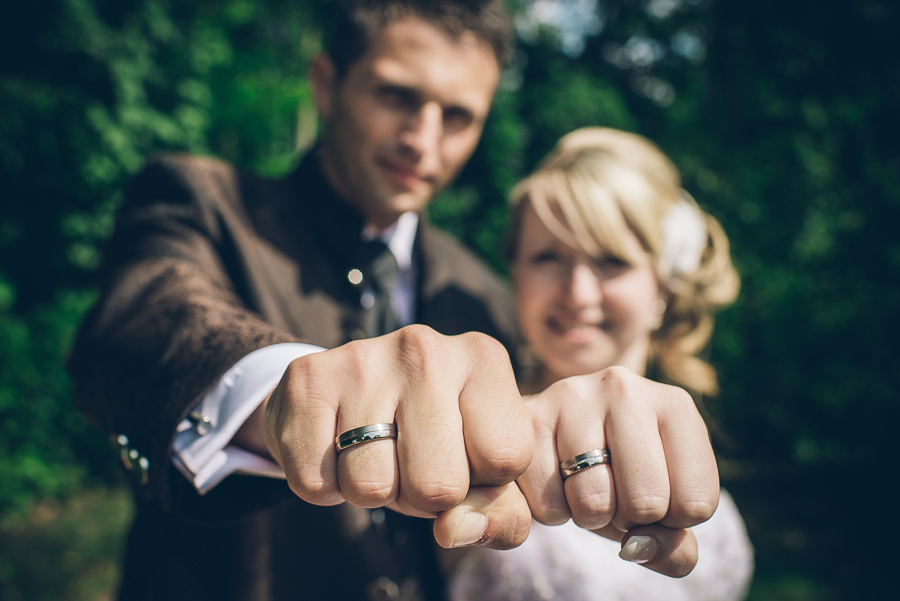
[562,262,603,307]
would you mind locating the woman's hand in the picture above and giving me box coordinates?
[507,366,716,576]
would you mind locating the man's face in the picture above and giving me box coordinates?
[313,17,501,229]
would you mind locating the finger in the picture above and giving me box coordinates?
[553,382,616,530]
[456,332,534,487]
[617,524,699,578]
[516,395,570,525]
[601,368,671,531]
[307,338,399,508]
[389,327,471,514]
[266,355,344,506]
[336,428,401,509]
[654,386,720,529]
[433,483,532,550]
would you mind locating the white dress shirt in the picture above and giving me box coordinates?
[172,212,419,493]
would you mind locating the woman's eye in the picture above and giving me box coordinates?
[530,250,561,264]
[594,255,628,269]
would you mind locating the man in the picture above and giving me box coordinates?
[69,2,718,600]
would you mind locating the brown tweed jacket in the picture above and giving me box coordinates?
[69,150,519,600]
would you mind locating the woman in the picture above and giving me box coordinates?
[449,128,753,600]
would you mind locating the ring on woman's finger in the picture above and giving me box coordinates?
[335,423,397,453]
[560,448,611,479]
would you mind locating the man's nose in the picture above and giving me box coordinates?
[399,102,442,159]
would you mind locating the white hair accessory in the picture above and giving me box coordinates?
[659,193,708,281]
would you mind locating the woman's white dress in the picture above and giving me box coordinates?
[448,489,754,601]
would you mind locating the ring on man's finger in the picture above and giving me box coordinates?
[560,448,611,479]
[335,423,397,453]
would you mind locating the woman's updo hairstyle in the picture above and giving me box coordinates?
[507,127,739,396]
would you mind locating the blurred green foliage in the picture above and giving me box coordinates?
[1,0,898,599]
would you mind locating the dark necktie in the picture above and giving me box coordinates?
[352,242,444,598]
[359,239,400,337]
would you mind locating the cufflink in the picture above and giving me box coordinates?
[188,410,212,435]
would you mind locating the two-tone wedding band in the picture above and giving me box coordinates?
[335,423,397,453]
[559,448,611,479]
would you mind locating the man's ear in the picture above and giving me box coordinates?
[310,53,337,121]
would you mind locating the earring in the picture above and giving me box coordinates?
[650,298,667,330]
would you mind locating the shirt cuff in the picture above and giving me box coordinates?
[171,343,324,495]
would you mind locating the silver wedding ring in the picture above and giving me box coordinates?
[335,423,397,453]
[560,448,611,479]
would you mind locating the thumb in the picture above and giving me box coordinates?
[591,522,699,578]
[433,483,532,550]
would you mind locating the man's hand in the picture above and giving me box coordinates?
[261,325,535,547]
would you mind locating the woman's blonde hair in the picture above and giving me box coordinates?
[507,127,739,396]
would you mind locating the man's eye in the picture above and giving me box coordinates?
[443,107,474,132]
[379,87,416,109]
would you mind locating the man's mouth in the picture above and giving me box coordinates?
[379,158,430,189]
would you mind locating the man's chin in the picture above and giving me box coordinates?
[382,191,431,217]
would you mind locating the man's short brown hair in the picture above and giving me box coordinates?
[325,0,512,78]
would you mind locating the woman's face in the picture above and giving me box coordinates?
[512,202,661,384]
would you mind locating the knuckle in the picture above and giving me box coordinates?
[532,504,571,526]
[485,445,532,480]
[280,358,310,397]
[598,365,634,392]
[523,484,571,526]
[490,509,533,551]
[671,494,718,526]
[550,377,581,397]
[547,377,590,410]
[346,479,397,508]
[664,382,697,410]
[569,488,615,529]
[523,487,572,526]
[405,479,468,514]
[463,331,508,363]
[624,492,670,525]
[288,469,340,506]
[571,487,615,515]
[283,356,335,410]
[398,323,440,347]
[396,324,443,373]
[341,454,398,508]
[599,366,647,404]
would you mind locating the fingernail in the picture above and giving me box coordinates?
[450,512,488,548]
[619,535,658,564]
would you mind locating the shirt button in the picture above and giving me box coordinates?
[351,328,367,340]
[134,455,150,486]
[360,291,375,309]
[348,268,364,285]
[366,577,400,601]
